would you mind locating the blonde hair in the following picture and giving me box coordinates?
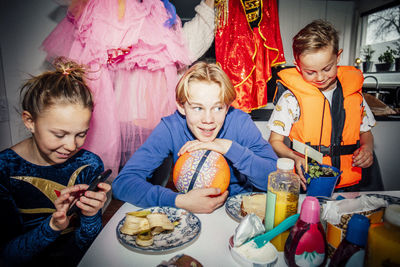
[20,57,93,119]
[293,20,339,60]
[176,61,236,106]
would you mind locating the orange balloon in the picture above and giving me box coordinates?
[173,150,230,194]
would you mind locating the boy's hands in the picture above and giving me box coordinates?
[353,144,373,168]
[176,140,230,213]
[178,139,232,156]
[293,153,308,191]
[175,188,229,213]
[355,131,374,168]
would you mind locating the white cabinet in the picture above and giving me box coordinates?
[372,121,400,190]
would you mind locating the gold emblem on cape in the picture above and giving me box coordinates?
[11,165,89,214]
[241,0,261,26]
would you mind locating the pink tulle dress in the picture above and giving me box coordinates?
[42,0,191,178]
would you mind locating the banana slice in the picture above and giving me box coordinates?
[147,213,174,232]
[120,215,150,235]
[126,210,152,217]
[136,231,154,247]
[121,210,178,247]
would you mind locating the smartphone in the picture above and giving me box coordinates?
[66,169,112,216]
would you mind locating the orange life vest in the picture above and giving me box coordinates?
[277,66,364,188]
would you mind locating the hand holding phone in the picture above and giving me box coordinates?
[66,169,112,216]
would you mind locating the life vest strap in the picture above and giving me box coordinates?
[305,142,360,157]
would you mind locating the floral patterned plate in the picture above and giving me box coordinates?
[225,192,267,222]
[363,193,400,205]
[116,206,201,254]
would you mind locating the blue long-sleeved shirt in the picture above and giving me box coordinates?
[112,107,278,207]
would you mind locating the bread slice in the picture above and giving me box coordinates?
[240,193,266,222]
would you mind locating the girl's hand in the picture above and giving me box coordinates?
[178,139,232,156]
[50,184,86,231]
[74,182,111,217]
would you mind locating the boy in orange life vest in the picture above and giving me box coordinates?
[267,20,381,191]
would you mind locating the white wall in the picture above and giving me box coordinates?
[0,0,62,150]
[278,0,356,66]
[372,121,400,190]
[0,49,12,150]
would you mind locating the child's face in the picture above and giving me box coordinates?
[25,104,91,165]
[295,46,342,91]
[177,81,228,142]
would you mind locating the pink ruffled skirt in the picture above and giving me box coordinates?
[42,0,191,178]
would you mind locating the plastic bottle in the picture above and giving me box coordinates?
[265,158,300,251]
[366,204,400,266]
[329,214,370,267]
[284,196,327,267]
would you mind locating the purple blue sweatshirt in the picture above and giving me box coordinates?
[112,107,278,207]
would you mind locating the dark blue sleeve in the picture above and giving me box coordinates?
[224,114,278,191]
[112,121,178,208]
[74,152,104,251]
[0,180,60,265]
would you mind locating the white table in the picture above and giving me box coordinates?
[78,191,400,267]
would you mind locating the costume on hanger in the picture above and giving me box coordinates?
[215,0,285,112]
[42,0,214,178]
[0,149,104,266]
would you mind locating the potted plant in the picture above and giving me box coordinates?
[394,41,400,72]
[361,46,375,72]
[376,46,395,72]
[305,161,341,198]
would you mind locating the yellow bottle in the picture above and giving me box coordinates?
[367,204,400,266]
[265,158,300,251]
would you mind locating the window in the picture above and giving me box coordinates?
[364,5,400,45]
[357,3,400,73]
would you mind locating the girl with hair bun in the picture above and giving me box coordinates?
[0,57,111,266]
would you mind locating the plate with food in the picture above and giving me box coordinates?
[116,206,201,254]
[225,192,267,223]
[363,194,400,205]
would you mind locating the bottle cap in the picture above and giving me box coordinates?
[346,214,370,247]
[384,204,400,227]
[299,196,320,224]
[277,158,294,171]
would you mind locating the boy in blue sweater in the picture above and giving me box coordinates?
[112,62,278,213]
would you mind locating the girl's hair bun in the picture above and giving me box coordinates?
[53,56,86,80]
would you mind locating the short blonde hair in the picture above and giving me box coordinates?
[293,20,339,60]
[176,62,236,106]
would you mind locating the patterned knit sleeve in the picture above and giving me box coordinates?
[0,180,60,265]
[0,154,62,265]
[73,151,104,251]
[75,211,102,251]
